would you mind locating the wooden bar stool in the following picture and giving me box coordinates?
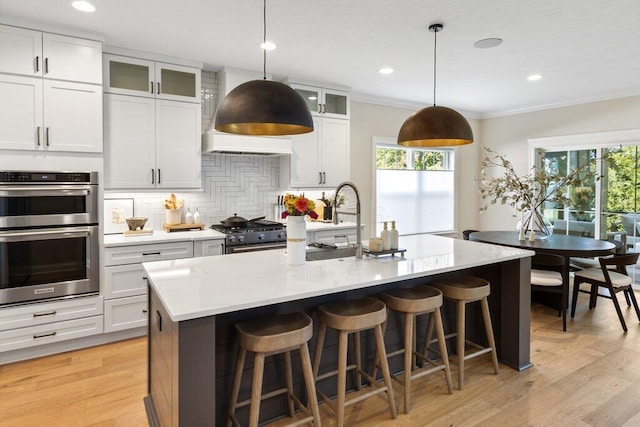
[312,297,397,426]
[227,312,321,427]
[430,276,499,390]
[376,285,453,413]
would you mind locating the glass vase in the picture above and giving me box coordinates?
[516,208,554,240]
[286,216,306,265]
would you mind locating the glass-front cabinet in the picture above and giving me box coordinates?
[290,83,349,119]
[103,54,200,103]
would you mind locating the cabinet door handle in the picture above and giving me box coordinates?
[156,310,162,332]
[322,172,326,184]
[36,126,41,146]
[150,81,154,94]
[44,57,49,74]
[142,276,148,280]
[157,82,160,94]
[318,172,322,185]
[157,168,161,184]
[35,56,39,73]
[33,331,56,339]
[142,309,148,314]
[142,251,161,256]
[33,310,57,318]
[45,127,50,146]
[151,169,155,184]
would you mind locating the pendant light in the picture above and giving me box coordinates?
[398,23,473,147]
[214,0,313,136]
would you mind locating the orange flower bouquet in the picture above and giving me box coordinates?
[281,194,318,220]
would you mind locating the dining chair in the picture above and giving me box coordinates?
[571,253,640,332]
[530,253,567,331]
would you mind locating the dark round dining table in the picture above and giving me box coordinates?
[468,231,617,259]
[469,231,617,313]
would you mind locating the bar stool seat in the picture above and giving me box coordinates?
[377,286,453,414]
[228,312,321,427]
[313,297,397,427]
[430,276,499,390]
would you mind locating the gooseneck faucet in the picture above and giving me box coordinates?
[333,181,363,259]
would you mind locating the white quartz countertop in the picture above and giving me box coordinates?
[103,221,360,247]
[143,234,533,322]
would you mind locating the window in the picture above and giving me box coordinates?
[375,143,454,236]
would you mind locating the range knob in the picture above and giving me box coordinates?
[278,231,286,239]
[238,235,245,242]
[258,233,265,240]
[228,235,236,243]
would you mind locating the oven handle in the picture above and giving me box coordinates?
[229,242,287,253]
[0,226,93,242]
[0,186,92,196]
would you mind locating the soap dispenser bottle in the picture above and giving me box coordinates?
[390,220,399,250]
[185,208,194,224]
[381,221,391,251]
[193,207,201,224]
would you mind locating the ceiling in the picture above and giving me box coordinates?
[2,0,640,118]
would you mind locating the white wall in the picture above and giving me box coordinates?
[480,95,640,230]
[350,101,481,239]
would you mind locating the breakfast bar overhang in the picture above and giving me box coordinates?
[142,234,533,426]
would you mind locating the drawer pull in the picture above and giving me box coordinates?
[33,331,56,339]
[142,252,161,256]
[142,309,148,314]
[33,311,57,318]
[142,276,148,280]
[156,310,162,332]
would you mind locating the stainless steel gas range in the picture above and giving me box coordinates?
[211,218,286,254]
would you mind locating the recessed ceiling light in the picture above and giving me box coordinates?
[260,41,276,50]
[527,74,543,81]
[473,38,503,49]
[379,67,394,75]
[71,1,96,12]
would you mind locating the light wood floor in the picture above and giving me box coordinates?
[2,294,640,427]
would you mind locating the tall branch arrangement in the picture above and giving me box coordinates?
[477,146,599,215]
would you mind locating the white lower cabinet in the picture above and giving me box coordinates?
[104,295,147,333]
[194,239,225,257]
[103,240,194,333]
[0,295,104,352]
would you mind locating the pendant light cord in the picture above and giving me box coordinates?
[263,0,267,80]
[433,26,437,107]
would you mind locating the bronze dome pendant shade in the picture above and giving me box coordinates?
[214,0,313,136]
[398,23,473,147]
[215,79,313,135]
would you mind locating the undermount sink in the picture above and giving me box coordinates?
[306,246,357,261]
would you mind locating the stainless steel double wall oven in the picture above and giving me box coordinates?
[0,171,99,305]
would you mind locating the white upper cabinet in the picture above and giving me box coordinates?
[104,54,201,103]
[104,94,201,189]
[0,74,102,152]
[290,83,350,119]
[289,117,350,187]
[0,24,102,84]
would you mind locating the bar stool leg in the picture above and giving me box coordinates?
[227,347,246,427]
[403,312,415,413]
[456,300,466,390]
[353,331,362,391]
[412,316,418,369]
[299,343,322,427]
[312,322,327,378]
[283,351,295,417]
[480,297,500,374]
[337,331,349,427]
[374,323,397,419]
[421,313,435,368]
[434,308,453,394]
[249,353,265,427]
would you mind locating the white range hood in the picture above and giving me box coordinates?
[201,67,293,156]
[202,131,292,155]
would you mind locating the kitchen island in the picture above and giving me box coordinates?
[143,234,533,426]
